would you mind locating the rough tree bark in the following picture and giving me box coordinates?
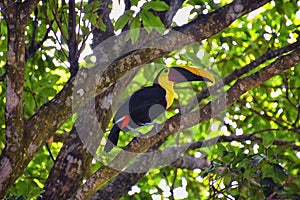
[0,0,39,197]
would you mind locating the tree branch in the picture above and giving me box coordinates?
[22,0,40,18]
[90,0,114,48]
[0,0,39,197]
[170,156,210,170]
[26,20,53,61]
[90,155,209,200]
[163,0,184,27]
[188,134,300,152]
[68,0,79,76]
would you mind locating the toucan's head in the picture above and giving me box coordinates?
[154,66,215,85]
[154,66,215,108]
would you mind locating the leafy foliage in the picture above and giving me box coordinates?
[0,0,300,199]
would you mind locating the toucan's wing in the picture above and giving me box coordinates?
[130,86,167,123]
[114,86,167,126]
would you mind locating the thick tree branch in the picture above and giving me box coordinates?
[170,156,210,170]
[22,0,40,18]
[73,42,300,200]
[0,3,28,197]
[0,0,39,197]
[91,156,209,200]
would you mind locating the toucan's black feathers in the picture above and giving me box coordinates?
[104,124,121,153]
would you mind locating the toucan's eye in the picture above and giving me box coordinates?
[164,69,169,73]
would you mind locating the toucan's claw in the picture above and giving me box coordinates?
[154,123,159,132]
[141,122,159,132]
[127,126,143,136]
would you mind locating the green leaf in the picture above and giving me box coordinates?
[261,164,275,178]
[283,2,295,19]
[139,10,165,33]
[84,0,101,13]
[262,132,274,147]
[95,18,107,31]
[129,17,141,43]
[284,183,300,195]
[223,175,232,186]
[15,181,29,196]
[130,0,139,6]
[272,164,288,183]
[216,143,227,154]
[142,1,169,12]
[46,8,54,21]
[115,10,133,30]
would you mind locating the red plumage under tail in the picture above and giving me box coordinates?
[104,124,121,153]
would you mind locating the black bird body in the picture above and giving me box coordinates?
[114,85,167,131]
[105,85,166,152]
[104,66,215,152]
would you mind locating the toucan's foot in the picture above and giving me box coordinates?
[127,126,143,136]
[136,131,143,136]
[153,123,159,132]
[142,122,159,132]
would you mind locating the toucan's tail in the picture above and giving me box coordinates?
[104,124,121,153]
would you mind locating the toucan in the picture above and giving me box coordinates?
[104,66,215,152]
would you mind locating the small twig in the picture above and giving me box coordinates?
[169,168,178,200]
[45,143,55,162]
[41,1,68,60]
[188,133,300,151]
[29,7,39,50]
[26,20,53,61]
[283,75,298,108]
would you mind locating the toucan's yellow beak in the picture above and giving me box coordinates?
[168,66,215,84]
